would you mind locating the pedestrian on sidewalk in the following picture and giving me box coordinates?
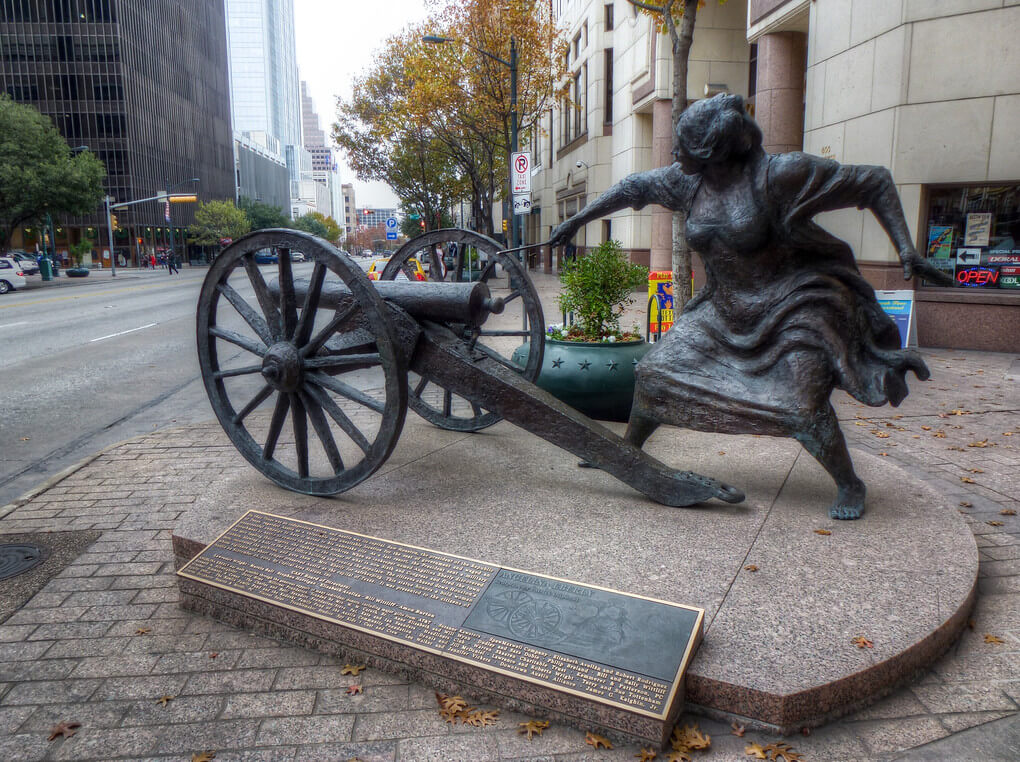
[150,252,156,269]
[168,253,179,274]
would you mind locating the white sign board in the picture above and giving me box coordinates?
[513,194,532,215]
[511,152,531,194]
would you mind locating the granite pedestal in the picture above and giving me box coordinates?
[172,415,978,740]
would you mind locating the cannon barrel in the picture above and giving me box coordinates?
[270,278,504,327]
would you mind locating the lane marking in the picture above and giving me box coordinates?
[0,321,28,330]
[0,282,180,310]
[90,323,157,342]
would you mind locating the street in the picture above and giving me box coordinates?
[0,261,359,507]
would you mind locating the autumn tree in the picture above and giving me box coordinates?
[0,96,105,253]
[294,211,342,243]
[334,0,566,239]
[629,0,724,310]
[333,37,466,235]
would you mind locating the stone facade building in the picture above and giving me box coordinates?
[530,0,1019,351]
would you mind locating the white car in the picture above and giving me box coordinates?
[0,256,28,294]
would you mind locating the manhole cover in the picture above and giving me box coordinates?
[0,544,45,580]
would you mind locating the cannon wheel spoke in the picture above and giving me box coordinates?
[382,229,544,433]
[197,230,406,496]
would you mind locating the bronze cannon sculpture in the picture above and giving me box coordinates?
[550,94,953,519]
[197,227,743,508]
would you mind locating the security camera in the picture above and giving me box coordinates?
[575,160,590,169]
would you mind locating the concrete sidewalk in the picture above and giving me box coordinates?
[0,270,1017,761]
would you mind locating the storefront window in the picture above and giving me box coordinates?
[922,184,1020,290]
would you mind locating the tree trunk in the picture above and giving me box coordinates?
[669,0,698,310]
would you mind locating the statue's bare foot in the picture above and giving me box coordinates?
[829,480,866,520]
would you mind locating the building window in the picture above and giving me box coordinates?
[603,219,612,243]
[605,3,614,31]
[604,49,613,125]
[922,184,1020,290]
[748,43,758,100]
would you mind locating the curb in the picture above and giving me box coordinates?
[0,437,133,521]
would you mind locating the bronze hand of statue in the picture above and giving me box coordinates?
[549,220,578,248]
[900,247,955,287]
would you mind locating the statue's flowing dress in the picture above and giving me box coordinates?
[615,152,930,433]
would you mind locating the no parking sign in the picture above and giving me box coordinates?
[511,152,531,194]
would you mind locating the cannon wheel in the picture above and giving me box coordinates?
[382,229,544,432]
[197,229,407,496]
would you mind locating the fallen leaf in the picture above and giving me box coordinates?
[718,451,726,455]
[47,721,81,741]
[730,721,746,737]
[20,436,29,441]
[879,452,889,456]
[518,719,550,740]
[921,425,932,430]
[745,743,768,759]
[674,724,711,750]
[1004,432,1014,436]
[134,628,151,635]
[960,476,976,484]
[986,521,1005,527]
[874,432,890,438]
[1000,509,1016,516]
[585,731,613,749]
[192,754,216,762]
[984,634,1006,644]
[950,409,972,415]
[345,684,363,696]
[156,694,175,707]
[208,652,219,659]
[933,430,946,438]
[636,749,658,761]
[744,564,759,572]
[665,751,692,762]
[959,501,973,508]
[464,709,499,727]
[341,664,366,676]
[967,468,985,473]
[852,636,874,649]
[436,693,467,713]
[814,529,832,536]
[764,741,803,761]
[892,414,903,419]
[967,440,990,448]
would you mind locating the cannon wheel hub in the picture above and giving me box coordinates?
[261,342,302,392]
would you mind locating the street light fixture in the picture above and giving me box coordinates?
[164,177,200,268]
[423,33,519,250]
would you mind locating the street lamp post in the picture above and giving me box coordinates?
[423,34,519,251]
[164,178,200,268]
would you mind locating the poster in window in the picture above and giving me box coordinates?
[964,213,992,247]
[926,225,954,259]
[956,248,982,266]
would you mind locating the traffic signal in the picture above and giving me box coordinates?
[169,194,197,203]
[110,214,119,230]
[419,219,425,231]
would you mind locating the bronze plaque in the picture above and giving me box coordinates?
[177,510,702,718]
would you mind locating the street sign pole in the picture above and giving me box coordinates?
[105,195,117,277]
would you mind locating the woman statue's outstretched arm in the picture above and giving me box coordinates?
[549,164,695,247]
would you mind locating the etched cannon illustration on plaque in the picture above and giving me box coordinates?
[197,227,744,509]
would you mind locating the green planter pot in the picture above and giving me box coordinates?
[65,268,90,277]
[512,338,650,422]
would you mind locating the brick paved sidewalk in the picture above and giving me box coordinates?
[0,276,1017,760]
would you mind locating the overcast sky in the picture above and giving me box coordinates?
[293,0,431,210]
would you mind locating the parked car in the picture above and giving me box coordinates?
[253,249,277,264]
[366,257,426,282]
[0,256,28,293]
[8,251,40,275]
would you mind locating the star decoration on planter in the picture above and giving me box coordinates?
[606,360,618,371]
[551,357,563,368]
[578,359,591,370]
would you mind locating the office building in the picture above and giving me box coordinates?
[0,0,235,265]
[532,0,1018,351]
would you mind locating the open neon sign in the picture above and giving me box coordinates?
[956,267,999,287]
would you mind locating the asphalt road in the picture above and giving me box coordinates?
[0,261,356,507]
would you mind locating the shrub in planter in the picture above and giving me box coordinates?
[513,240,650,421]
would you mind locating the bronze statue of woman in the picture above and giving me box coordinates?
[550,94,952,520]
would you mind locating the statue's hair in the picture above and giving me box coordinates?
[676,94,763,163]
